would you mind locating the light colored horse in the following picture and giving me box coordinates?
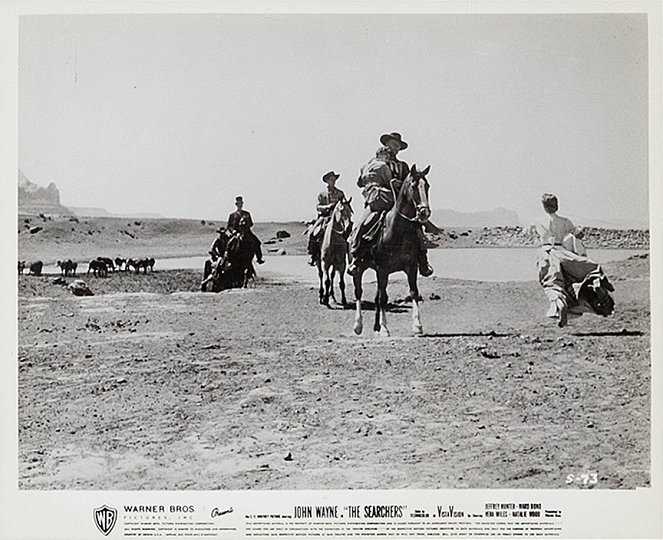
[352,165,431,336]
[318,198,353,306]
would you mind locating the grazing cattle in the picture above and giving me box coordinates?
[87,259,108,278]
[18,261,26,275]
[126,258,138,273]
[56,259,78,277]
[28,261,43,276]
[126,257,154,274]
[114,257,127,271]
[127,259,147,274]
[96,257,115,272]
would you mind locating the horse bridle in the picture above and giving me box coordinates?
[391,175,430,223]
[330,200,353,236]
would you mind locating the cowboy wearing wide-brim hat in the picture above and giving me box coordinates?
[347,132,434,277]
[307,171,346,266]
[379,132,410,183]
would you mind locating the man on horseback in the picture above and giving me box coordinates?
[209,227,230,261]
[307,171,346,266]
[227,196,264,265]
[347,132,434,277]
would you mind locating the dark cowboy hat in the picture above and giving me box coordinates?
[216,226,226,234]
[235,196,243,202]
[322,171,341,183]
[380,132,408,150]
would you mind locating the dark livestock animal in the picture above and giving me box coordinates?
[128,258,151,274]
[57,259,78,276]
[96,257,116,272]
[126,258,139,273]
[352,164,432,337]
[28,261,43,276]
[87,259,108,277]
[114,257,127,271]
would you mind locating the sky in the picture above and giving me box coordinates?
[18,11,649,228]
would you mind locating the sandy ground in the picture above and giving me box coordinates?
[17,253,650,490]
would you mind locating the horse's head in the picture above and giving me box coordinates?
[237,215,251,235]
[396,164,431,223]
[332,197,354,237]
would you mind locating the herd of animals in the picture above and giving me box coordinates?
[17,256,156,278]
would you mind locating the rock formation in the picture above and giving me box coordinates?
[18,170,70,215]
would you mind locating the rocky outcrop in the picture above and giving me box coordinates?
[427,225,649,250]
[18,170,70,215]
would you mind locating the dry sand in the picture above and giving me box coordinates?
[17,234,650,490]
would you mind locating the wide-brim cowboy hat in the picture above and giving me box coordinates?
[380,132,408,150]
[322,171,341,183]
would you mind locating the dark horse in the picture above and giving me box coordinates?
[352,164,431,336]
[202,215,256,291]
[317,198,353,306]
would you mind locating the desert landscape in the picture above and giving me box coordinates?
[17,214,650,490]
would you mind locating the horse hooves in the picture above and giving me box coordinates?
[353,323,363,335]
[413,326,424,336]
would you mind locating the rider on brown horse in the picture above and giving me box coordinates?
[347,132,434,277]
[307,171,346,266]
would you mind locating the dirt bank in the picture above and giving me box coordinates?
[17,255,650,490]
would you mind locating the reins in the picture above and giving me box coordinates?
[390,176,425,223]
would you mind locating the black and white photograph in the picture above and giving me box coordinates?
[1,1,661,538]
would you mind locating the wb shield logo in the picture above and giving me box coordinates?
[94,505,117,536]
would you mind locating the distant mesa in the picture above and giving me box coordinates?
[18,170,162,219]
[18,170,70,215]
[68,206,163,219]
[430,207,520,228]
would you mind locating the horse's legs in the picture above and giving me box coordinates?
[353,271,364,334]
[329,268,337,304]
[323,265,332,306]
[374,271,390,337]
[407,266,424,335]
[339,267,347,306]
[318,261,325,305]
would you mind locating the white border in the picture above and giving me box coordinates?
[1,1,661,539]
